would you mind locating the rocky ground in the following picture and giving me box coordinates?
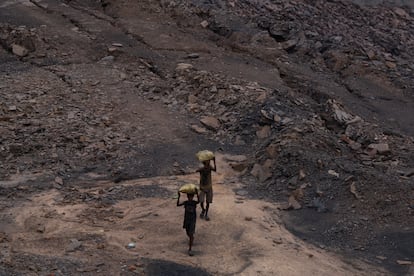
[0,0,413,275]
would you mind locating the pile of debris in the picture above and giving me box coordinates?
[160,0,414,91]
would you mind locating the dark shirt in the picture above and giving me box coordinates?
[183,200,198,227]
[198,167,212,190]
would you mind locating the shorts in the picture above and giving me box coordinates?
[199,188,213,204]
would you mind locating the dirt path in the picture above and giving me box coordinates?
[0,153,387,275]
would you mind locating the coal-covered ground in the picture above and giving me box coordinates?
[0,0,413,275]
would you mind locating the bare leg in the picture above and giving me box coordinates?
[188,234,194,256]
[205,203,210,221]
[200,202,205,218]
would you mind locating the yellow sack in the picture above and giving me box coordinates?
[179,183,197,194]
[196,150,215,162]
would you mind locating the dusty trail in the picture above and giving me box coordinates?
[0,154,387,275]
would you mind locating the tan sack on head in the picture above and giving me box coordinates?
[179,183,197,194]
[196,150,214,162]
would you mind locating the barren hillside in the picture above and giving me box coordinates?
[0,0,413,275]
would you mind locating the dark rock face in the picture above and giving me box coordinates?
[349,0,414,8]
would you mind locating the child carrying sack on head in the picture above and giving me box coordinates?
[177,188,199,256]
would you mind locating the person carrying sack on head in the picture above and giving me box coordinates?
[177,188,199,256]
[196,156,216,221]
